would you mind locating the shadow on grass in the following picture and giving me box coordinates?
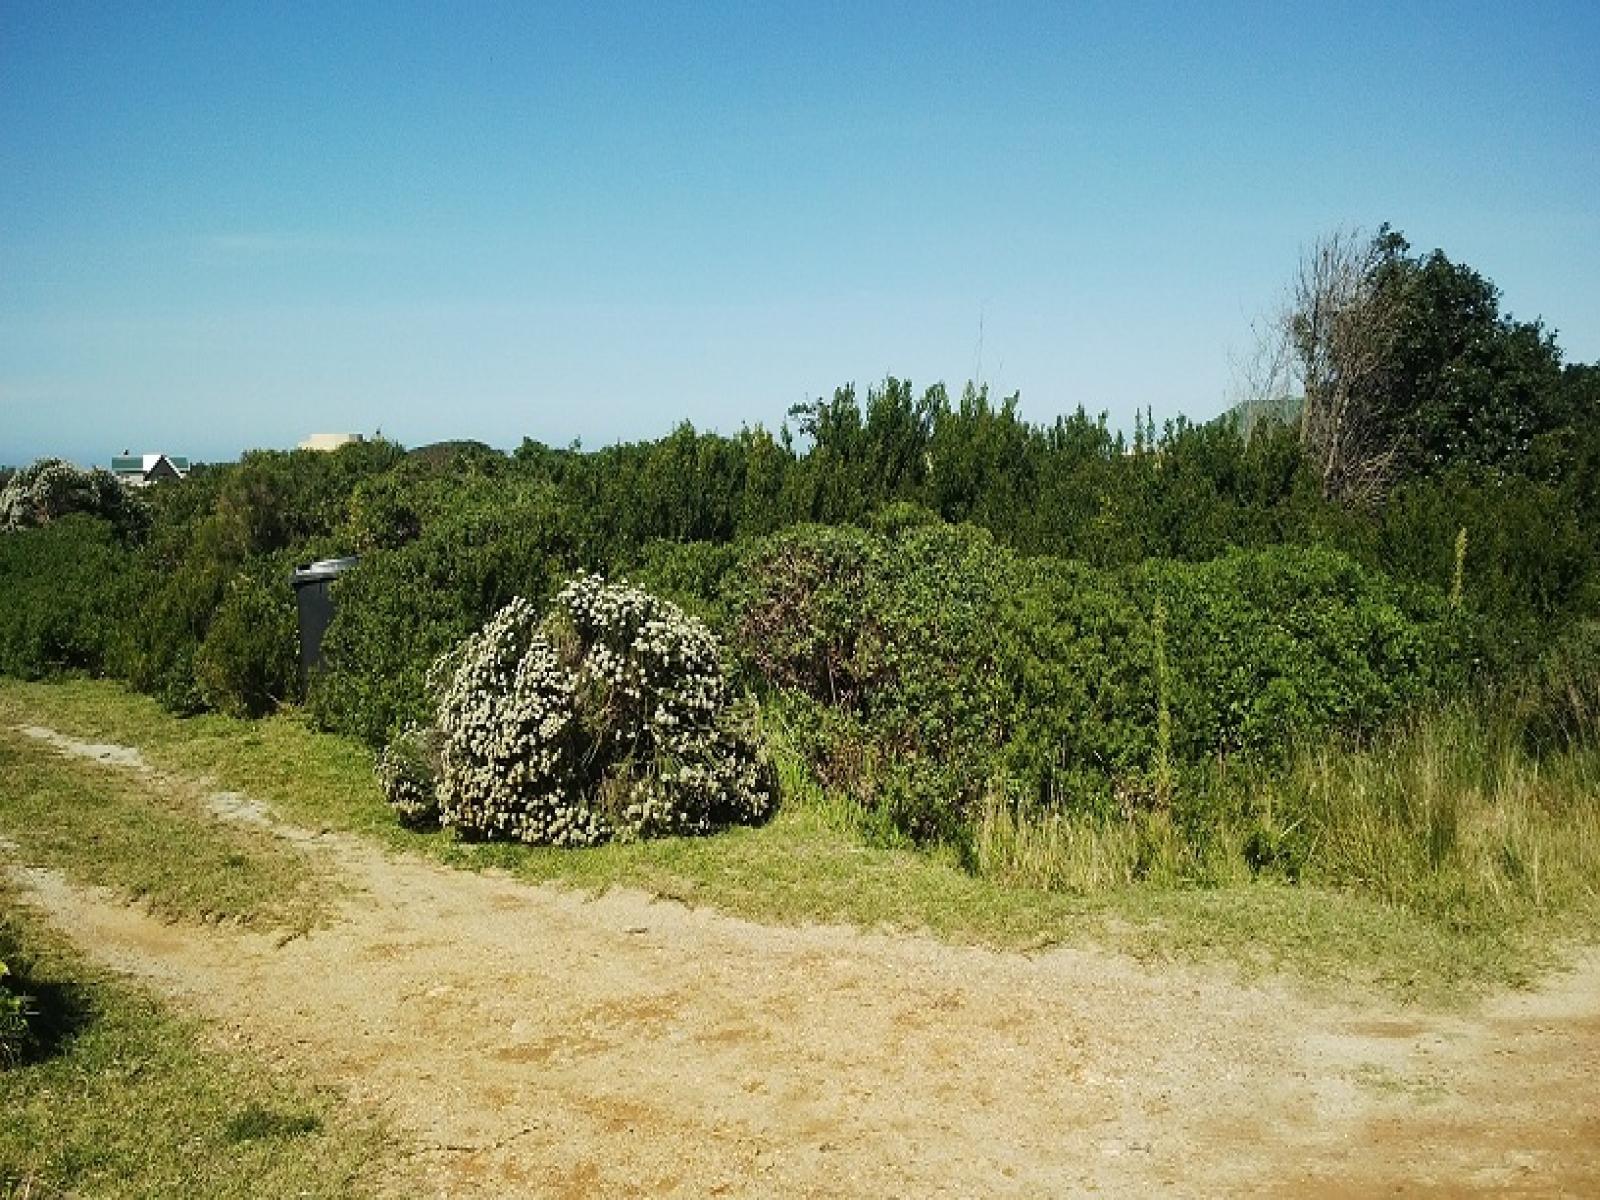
[2,964,96,1069]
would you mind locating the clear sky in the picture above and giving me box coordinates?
[3,1,1596,466]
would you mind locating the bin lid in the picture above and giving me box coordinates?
[291,556,359,586]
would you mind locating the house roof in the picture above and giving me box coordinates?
[111,453,189,477]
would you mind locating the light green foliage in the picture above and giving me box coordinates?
[426,576,775,845]
[1450,526,1467,611]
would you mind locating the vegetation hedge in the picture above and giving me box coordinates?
[731,523,1462,838]
[0,515,133,681]
[0,310,1594,854]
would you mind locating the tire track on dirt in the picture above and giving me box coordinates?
[5,724,1598,1197]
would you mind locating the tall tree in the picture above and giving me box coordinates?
[1287,227,1408,506]
[1269,225,1566,504]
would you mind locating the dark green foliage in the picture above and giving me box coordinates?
[1126,547,1453,762]
[1375,234,1566,475]
[731,524,883,711]
[223,1105,322,1143]
[624,538,742,627]
[1372,470,1596,642]
[2,228,1593,871]
[0,957,34,1067]
[309,483,581,744]
[0,516,133,680]
[734,522,1454,840]
[1000,557,1161,810]
[194,564,300,719]
[1515,621,1600,754]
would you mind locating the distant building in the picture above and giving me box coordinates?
[110,452,190,486]
[299,433,365,452]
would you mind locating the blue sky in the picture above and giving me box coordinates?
[3,1,1597,466]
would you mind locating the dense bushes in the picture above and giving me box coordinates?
[382,577,775,845]
[1,310,1593,865]
[0,516,132,680]
[1127,547,1455,761]
[308,485,583,744]
[731,522,1461,839]
[193,564,300,719]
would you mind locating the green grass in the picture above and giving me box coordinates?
[0,889,399,1199]
[975,698,1600,994]
[2,677,1597,1005]
[0,731,333,937]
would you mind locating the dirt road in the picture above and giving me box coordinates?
[7,726,1599,1197]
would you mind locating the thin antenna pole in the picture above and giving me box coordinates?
[974,304,986,385]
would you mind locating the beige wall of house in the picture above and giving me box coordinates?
[298,433,365,452]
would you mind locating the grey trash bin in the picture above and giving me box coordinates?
[290,557,358,676]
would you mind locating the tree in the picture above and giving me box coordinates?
[1381,242,1563,474]
[1259,226,1568,505]
[1286,227,1410,506]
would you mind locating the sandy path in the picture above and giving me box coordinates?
[6,725,1599,1198]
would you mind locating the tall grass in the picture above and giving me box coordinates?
[1269,702,1600,928]
[975,640,1600,940]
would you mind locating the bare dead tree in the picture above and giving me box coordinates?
[1226,309,1297,442]
[1286,228,1405,507]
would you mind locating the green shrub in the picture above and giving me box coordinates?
[732,522,1458,839]
[375,723,442,827]
[730,524,884,710]
[0,957,35,1068]
[423,576,774,845]
[310,489,578,745]
[623,538,742,629]
[119,558,223,713]
[0,973,31,1065]
[733,522,1018,841]
[0,516,134,680]
[1515,621,1600,753]
[998,556,1161,812]
[1128,546,1455,762]
[193,565,300,718]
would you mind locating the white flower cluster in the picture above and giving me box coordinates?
[0,458,130,531]
[413,577,775,846]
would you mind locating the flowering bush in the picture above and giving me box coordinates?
[399,576,774,845]
[0,457,146,537]
[375,723,443,827]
